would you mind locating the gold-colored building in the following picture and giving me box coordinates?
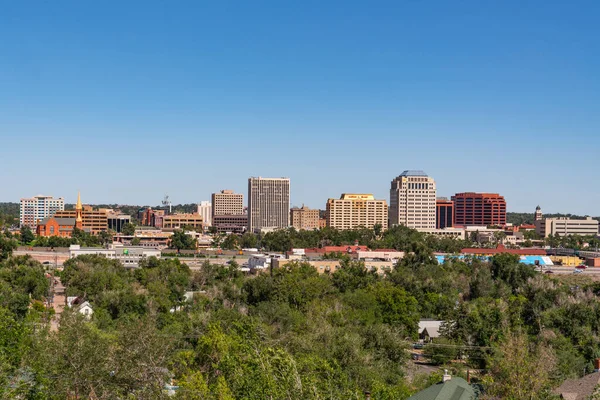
[162,213,203,230]
[54,192,110,236]
[326,194,388,231]
[290,205,320,230]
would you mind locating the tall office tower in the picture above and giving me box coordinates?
[248,177,290,232]
[326,194,388,230]
[452,193,506,226]
[436,198,454,229]
[534,205,543,222]
[20,195,65,228]
[389,170,437,230]
[211,190,244,218]
[197,201,212,227]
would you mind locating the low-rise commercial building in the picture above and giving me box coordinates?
[326,194,388,230]
[213,214,248,234]
[535,217,599,237]
[420,228,466,240]
[162,213,204,231]
[68,244,161,268]
[273,259,394,275]
[356,250,405,261]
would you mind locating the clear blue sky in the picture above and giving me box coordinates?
[1,1,598,214]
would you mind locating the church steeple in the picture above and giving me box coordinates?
[75,192,83,229]
[76,192,82,211]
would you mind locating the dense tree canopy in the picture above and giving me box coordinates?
[0,222,599,398]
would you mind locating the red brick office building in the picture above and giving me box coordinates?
[451,193,506,226]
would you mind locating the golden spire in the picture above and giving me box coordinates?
[75,192,83,224]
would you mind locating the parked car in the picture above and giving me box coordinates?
[576,265,588,269]
[545,270,554,274]
[573,269,583,274]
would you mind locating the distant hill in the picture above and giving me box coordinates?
[507,212,600,226]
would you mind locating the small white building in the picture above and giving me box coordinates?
[69,244,161,268]
[76,301,94,319]
[356,250,404,261]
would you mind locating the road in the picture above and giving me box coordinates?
[539,266,600,275]
[50,276,66,332]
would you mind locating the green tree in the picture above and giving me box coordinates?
[486,331,557,400]
[131,237,141,246]
[19,226,34,245]
[98,229,115,245]
[220,234,239,250]
[170,230,196,252]
[239,232,258,249]
[0,234,17,262]
[121,223,136,236]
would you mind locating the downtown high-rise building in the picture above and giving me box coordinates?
[326,194,388,231]
[452,192,506,226]
[20,195,65,228]
[197,201,212,227]
[389,170,437,230]
[211,190,244,218]
[248,177,290,232]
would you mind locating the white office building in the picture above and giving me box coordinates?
[535,217,599,237]
[20,195,65,228]
[197,201,212,227]
[390,171,436,230]
[68,244,161,268]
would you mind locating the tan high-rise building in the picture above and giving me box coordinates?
[326,194,388,230]
[290,205,320,230]
[390,170,436,230]
[212,190,244,218]
[248,177,290,232]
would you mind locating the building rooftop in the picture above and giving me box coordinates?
[407,377,475,400]
[338,194,375,200]
[555,371,600,400]
[399,170,428,177]
[39,217,76,226]
[461,244,546,256]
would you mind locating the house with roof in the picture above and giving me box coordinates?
[76,301,94,319]
[419,320,444,342]
[408,371,477,400]
[554,371,600,400]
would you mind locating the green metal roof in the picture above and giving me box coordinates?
[408,378,476,400]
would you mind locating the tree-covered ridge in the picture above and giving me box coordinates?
[507,211,600,225]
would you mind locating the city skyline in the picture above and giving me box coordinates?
[1,1,599,214]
